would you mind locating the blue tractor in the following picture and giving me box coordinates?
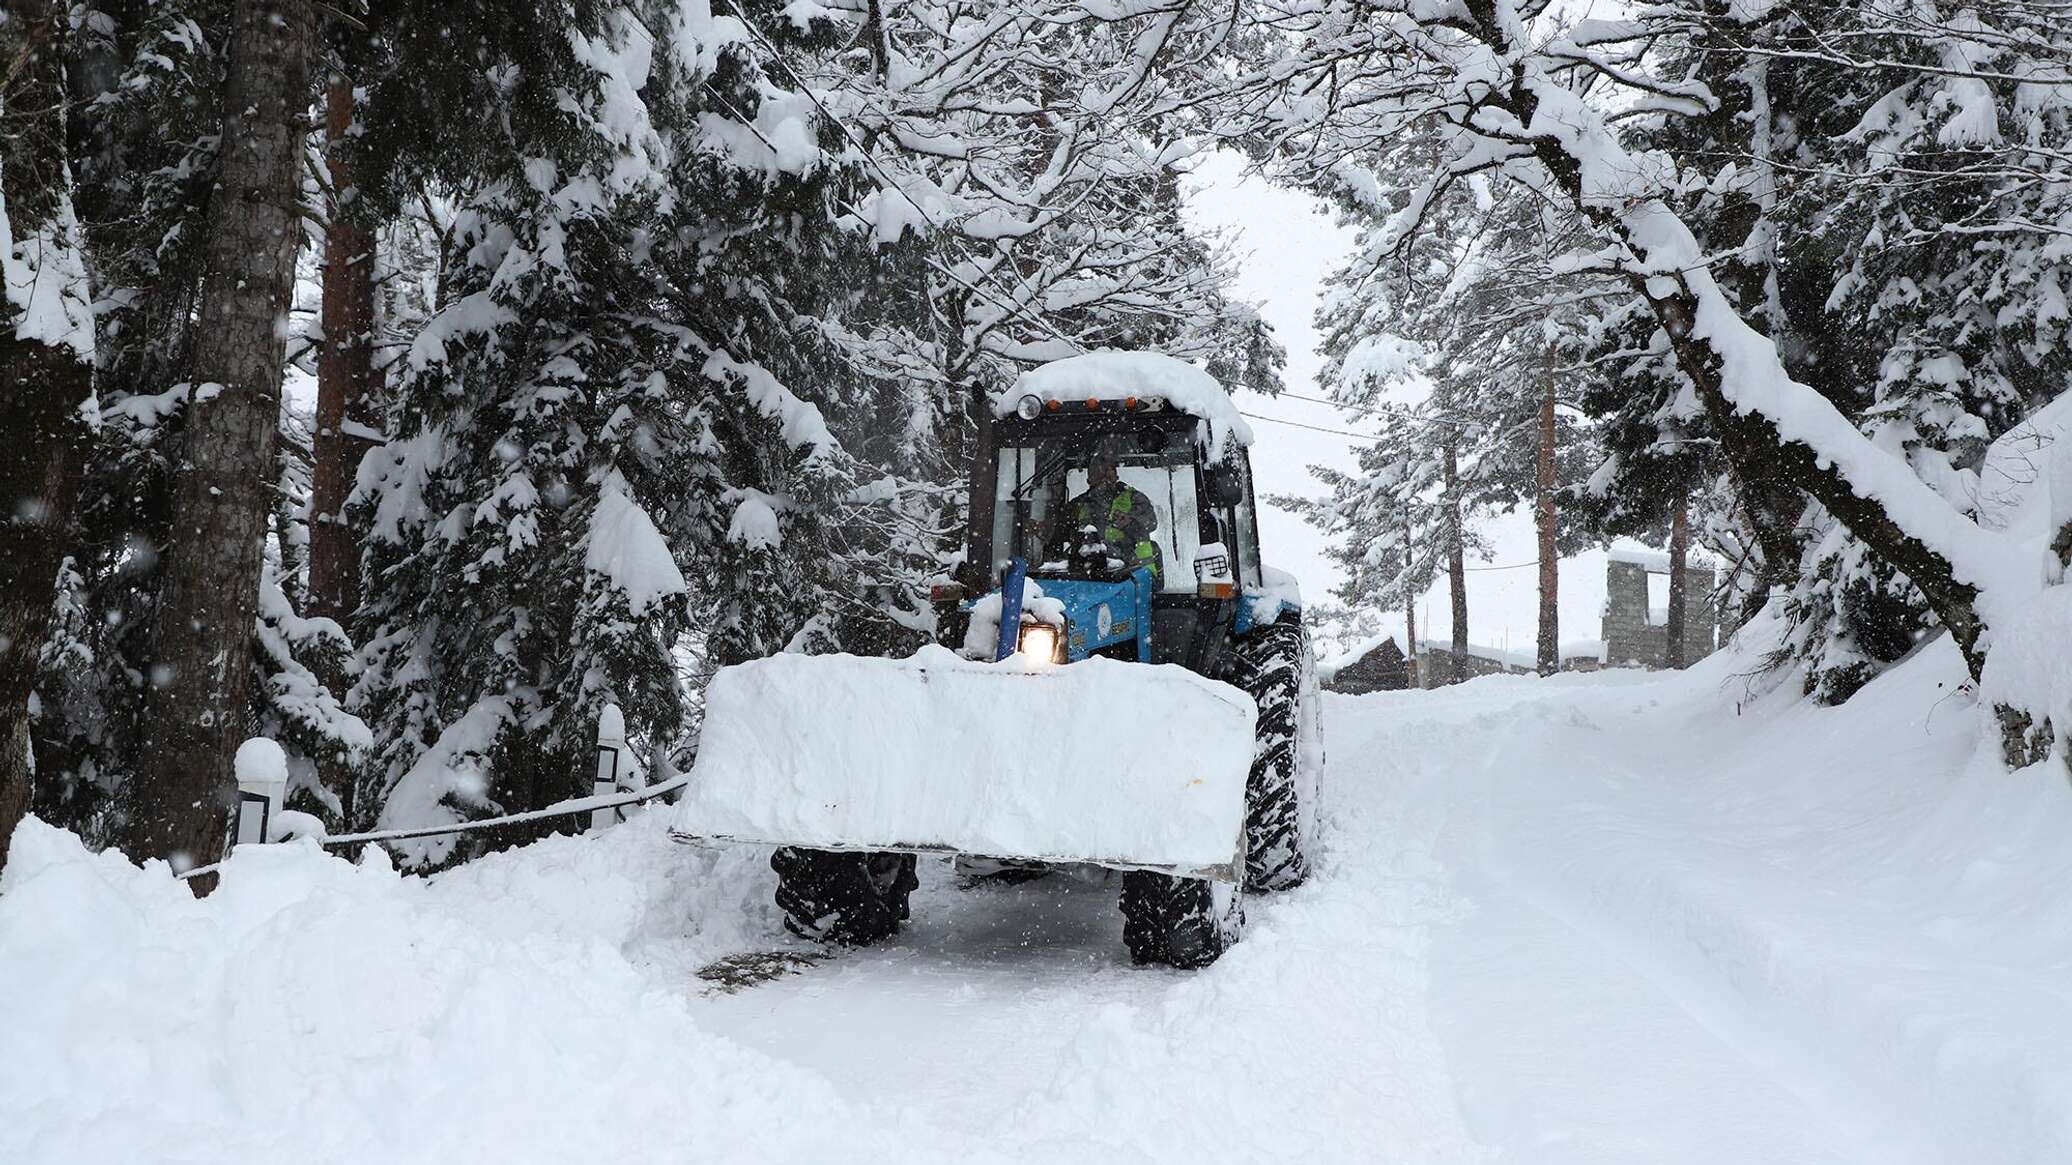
[679,352,1322,969]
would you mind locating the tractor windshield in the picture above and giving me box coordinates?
[992,430,1206,593]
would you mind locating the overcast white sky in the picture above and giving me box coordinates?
[1184,152,1656,663]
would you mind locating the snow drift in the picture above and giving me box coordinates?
[671,646,1256,878]
[0,816,897,1164]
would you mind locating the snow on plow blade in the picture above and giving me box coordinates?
[669,645,1256,880]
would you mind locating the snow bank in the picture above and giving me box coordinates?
[1359,616,2072,1163]
[1605,545,1671,571]
[673,646,1256,877]
[0,815,911,1164]
[1605,544,1716,572]
[1980,584,2072,769]
[1003,351,1255,456]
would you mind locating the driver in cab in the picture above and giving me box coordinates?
[1052,435,1161,582]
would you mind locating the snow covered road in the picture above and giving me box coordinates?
[693,723,1487,1163]
[7,631,2071,1163]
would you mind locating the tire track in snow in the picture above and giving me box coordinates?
[1346,663,2072,1165]
[695,708,1493,1163]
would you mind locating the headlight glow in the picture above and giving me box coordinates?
[1018,623,1061,664]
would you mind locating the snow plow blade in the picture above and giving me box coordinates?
[669,645,1255,880]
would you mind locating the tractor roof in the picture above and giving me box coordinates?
[999,350,1255,457]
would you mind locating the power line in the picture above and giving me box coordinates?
[1236,410,1382,442]
[1269,387,1427,420]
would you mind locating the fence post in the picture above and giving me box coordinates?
[234,737,289,846]
[593,704,625,832]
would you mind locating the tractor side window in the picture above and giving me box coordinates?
[1232,459,1263,587]
[992,446,1054,570]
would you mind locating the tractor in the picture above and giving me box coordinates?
[671,351,1322,968]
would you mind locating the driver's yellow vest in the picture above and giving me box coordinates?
[1070,489,1159,579]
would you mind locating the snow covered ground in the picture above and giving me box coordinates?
[7,621,2070,1163]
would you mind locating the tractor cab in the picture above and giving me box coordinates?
[943,352,1280,678]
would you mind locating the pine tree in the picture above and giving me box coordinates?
[1297,163,1596,679]
[0,0,99,872]
[121,0,317,871]
[1229,0,2031,685]
[22,0,358,851]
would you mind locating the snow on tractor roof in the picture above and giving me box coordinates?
[1001,350,1255,456]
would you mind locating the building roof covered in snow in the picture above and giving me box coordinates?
[1324,637,1409,694]
[1000,350,1255,455]
[1606,543,1718,573]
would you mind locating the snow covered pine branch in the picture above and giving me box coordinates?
[1224,0,2071,760]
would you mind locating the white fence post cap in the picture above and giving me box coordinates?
[235,738,290,794]
[234,737,290,848]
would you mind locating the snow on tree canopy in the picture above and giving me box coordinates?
[0,154,96,360]
[1002,351,1255,459]
[586,472,687,615]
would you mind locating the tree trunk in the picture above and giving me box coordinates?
[311,71,382,826]
[310,74,380,628]
[0,0,97,874]
[1443,435,1468,686]
[123,0,315,871]
[1681,9,1806,602]
[1665,492,1690,669]
[1403,552,1419,690]
[1535,377,1558,676]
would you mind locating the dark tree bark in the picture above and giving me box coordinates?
[1535,376,1558,676]
[1679,7,1808,600]
[1403,551,1419,690]
[1443,434,1468,686]
[1665,492,1690,669]
[0,0,96,875]
[310,74,381,628]
[311,70,382,826]
[123,0,315,871]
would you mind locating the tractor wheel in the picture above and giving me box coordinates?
[1234,617,1322,893]
[771,847,918,947]
[1120,869,1243,968]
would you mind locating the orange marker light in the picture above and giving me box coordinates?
[1085,399,1100,410]
[1124,396,1140,409]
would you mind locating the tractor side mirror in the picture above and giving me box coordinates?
[1204,465,1245,507]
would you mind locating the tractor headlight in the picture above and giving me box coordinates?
[1017,623,1062,664]
[1014,393,1043,421]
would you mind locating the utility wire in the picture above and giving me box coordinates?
[1237,410,1383,442]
